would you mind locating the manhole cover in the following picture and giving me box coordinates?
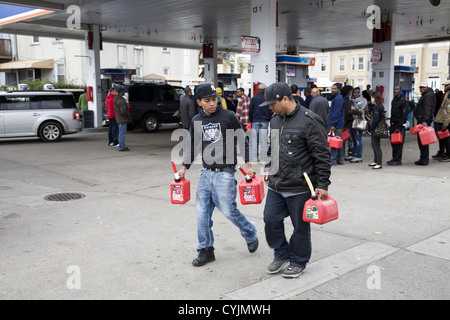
[44,193,86,202]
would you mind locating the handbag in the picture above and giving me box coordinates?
[372,117,389,138]
[352,117,368,131]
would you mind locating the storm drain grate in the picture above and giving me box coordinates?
[44,193,86,202]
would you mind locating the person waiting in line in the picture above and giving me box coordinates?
[433,80,450,162]
[348,87,367,163]
[341,85,354,161]
[413,82,436,166]
[327,83,345,165]
[236,87,251,130]
[303,87,312,109]
[105,87,118,147]
[248,83,272,162]
[309,87,329,128]
[114,87,132,152]
[368,92,385,170]
[387,86,409,166]
[290,84,305,106]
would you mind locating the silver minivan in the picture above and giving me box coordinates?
[0,90,83,142]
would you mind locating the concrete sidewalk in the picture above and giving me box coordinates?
[0,126,449,300]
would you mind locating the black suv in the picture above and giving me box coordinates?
[128,83,184,132]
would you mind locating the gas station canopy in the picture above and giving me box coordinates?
[0,0,448,52]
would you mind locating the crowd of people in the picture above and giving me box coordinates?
[104,78,450,167]
[111,78,448,279]
[323,81,450,169]
[172,80,450,279]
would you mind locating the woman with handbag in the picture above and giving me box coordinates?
[368,92,386,169]
[349,87,367,163]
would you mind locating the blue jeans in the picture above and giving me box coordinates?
[108,117,119,145]
[350,127,363,159]
[195,168,257,251]
[263,189,311,268]
[251,121,269,162]
[118,123,127,150]
[330,129,344,164]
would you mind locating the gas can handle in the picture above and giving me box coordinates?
[171,160,181,182]
[303,172,317,198]
[238,166,252,182]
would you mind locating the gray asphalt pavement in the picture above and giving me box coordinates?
[0,125,449,301]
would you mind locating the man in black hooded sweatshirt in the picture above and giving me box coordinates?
[178,83,259,267]
[414,82,436,165]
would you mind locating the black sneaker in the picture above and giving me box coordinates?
[192,247,215,267]
[282,264,305,278]
[247,238,259,253]
[432,152,445,160]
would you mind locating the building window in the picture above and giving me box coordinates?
[339,58,345,71]
[398,55,405,65]
[118,44,127,68]
[135,66,143,77]
[351,57,355,71]
[431,53,439,68]
[162,47,170,53]
[358,57,364,70]
[31,36,40,44]
[55,63,65,83]
[53,38,63,44]
[320,59,327,72]
[410,55,417,68]
[163,67,170,75]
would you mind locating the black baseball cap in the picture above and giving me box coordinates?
[259,82,292,107]
[195,83,217,100]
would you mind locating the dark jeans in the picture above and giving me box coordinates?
[371,136,382,164]
[263,189,311,268]
[108,117,119,145]
[391,127,406,162]
[436,123,450,156]
[417,134,429,164]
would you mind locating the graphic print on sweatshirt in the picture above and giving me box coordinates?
[202,123,221,143]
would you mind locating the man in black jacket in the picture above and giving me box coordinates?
[261,82,331,278]
[387,86,409,165]
[414,82,436,165]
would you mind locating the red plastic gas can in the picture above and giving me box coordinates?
[410,124,424,135]
[303,195,339,225]
[302,172,338,225]
[170,161,191,204]
[391,132,403,144]
[438,129,450,140]
[419,126,438,146]
[238,167,265,205]
[171,178,191,204]
[328,136,343,149]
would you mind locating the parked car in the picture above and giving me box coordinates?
[0,90,82,142]
[128,83,184,132]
